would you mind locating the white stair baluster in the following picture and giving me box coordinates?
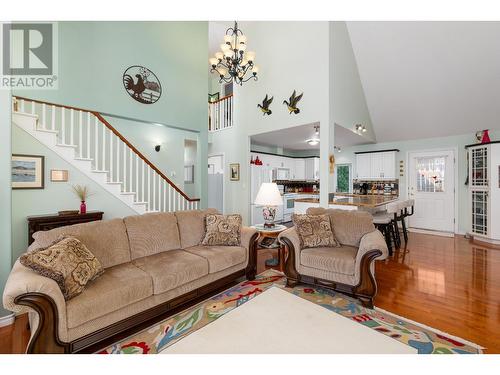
[135,154,139,197]
[110,130,114,183]
[129,148,133,194]
[153,172,156,211]
[61,107,65,144]
[79,111,83,157]
[116,136,121,187]
[20,99,25,112]
[147,166,151,211]
[51,105,56,131]
[70,109,74,146]
[42,103,46,129]
[102,122,106,174]
[168,185,172,211]
[86,112,91,159]
[163,180,167,212]
[94,116,99,170]
[31,101,36,115]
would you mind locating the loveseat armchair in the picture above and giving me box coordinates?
[278,208,388,308]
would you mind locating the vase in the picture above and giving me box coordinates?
[80,201,87,214]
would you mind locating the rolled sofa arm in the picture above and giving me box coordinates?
[241,226,259,280]
[357,229,389,264]
[3,259,68,353]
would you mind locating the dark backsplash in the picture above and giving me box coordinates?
[352,180,399,196]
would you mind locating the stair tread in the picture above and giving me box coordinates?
[91,170,109,173]
[106,182,123,185]
[74,157,94,161]
[134,201,148,205]
[35,128,58,134]
[56,144,78,148]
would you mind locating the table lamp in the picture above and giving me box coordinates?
[254,182,283,228]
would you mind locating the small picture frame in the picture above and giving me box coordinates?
[208,92,220,103]
[230,163,240,181]
[12,154,45,189]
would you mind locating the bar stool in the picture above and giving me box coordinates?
[372,201,403,256]
[399,199,415,244]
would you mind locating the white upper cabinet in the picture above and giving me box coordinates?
[293,159,306,180]
[356,151,396,180]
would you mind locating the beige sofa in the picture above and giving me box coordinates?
[3,209,258,354]
[278,208,388,308]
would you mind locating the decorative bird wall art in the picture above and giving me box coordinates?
[283,90,303,114]
[257,94,274,115]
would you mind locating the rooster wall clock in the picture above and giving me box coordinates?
[122,66,162,104]
[283,90,303,114]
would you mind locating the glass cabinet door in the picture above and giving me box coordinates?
[470,147,488,187]
[471,190,488,235]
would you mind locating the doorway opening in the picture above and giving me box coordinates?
[208,154,224,213]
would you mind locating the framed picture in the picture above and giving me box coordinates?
[12,154,45,189]
[208,92,220,103]
[230,163,240,181]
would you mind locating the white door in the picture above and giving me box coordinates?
[408,150,455,232]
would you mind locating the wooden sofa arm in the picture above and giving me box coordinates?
[278,228,301,286]
[2,260,68,353]
[241,227,259,280]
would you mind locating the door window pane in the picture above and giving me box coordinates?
[336,165,350,193]
[416,156,446,192]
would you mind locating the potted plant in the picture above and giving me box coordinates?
[72,185,94,214]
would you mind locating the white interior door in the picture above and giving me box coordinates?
[408,150,455,232]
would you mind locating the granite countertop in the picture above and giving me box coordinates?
[294,194,399,208]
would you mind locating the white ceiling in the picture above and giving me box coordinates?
[347,21,500,142]
[250,123,371,151]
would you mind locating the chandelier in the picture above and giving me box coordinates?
[209,21,259,85]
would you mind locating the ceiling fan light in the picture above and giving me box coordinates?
[306,138,320,146]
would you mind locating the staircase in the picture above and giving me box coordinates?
[208,94,233,132]
[12,96,200,214]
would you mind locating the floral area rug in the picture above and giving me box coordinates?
[100,270,482,354]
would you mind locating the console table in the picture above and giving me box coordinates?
[27,211,104,245]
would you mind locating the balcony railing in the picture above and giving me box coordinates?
[208,94,233,132]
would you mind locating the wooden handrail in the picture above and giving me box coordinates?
[208,93,233,104]
[14,95,200,202]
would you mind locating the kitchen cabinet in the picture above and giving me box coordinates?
[355,151,396,180]
[293,159,305,180]
[305,157,320,180]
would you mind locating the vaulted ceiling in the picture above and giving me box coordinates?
[346,21,500,143]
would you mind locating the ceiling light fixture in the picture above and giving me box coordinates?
[355,124,367,133]
[306,125,320,146]
[209,21,258,86]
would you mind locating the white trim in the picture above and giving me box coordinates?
[406,147,459,234]
[469,234,500,246]
[408,227,455,238]
[0,312,15,328]
[208,152,225,214]
[374,307,484,351]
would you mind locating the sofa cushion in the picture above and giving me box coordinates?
[124,212,181,260]
[133,250,208,295]
[175,208,218,249]
[184,245,246,273]
[292,214,340,249]
[306,208,375,247]
[20,236,104,301]
[200,214,242,246]
[31,218,131,269]
[65,262,153,329]
[300,246,357,276]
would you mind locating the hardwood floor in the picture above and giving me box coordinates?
[1,232,499,353]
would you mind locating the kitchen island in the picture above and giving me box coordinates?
[294,194,399,214]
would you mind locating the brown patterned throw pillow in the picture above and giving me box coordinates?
[292,214,340,249]
[20,236,104,300]
[200,214,242,246]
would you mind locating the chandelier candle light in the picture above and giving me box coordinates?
[254,183,283,228]
[209,21,259,85]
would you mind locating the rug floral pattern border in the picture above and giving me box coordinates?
[100,270,480,354]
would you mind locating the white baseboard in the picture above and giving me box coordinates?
[0,312,15,328]
[408,227,455,238]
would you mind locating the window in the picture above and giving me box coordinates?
[415,156,446,193]
[336,164,350,193]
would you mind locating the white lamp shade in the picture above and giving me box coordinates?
[254,183,283,206]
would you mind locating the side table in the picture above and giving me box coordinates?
[251,224,287,271]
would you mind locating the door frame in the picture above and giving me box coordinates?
[406,147,458,234]
[208,152,225,214]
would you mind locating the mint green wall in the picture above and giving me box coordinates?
[0,90,12,314]
[335,130,500,234]
[11,125,137,261]
[12,21,209,206]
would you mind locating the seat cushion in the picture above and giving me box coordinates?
[30,218,131,269]
[124,212,181,260]
[65,262,153,329]
[133,250,208,295]
[184,245,246,273]
[175,208,218,248]
[300,246,357,276]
